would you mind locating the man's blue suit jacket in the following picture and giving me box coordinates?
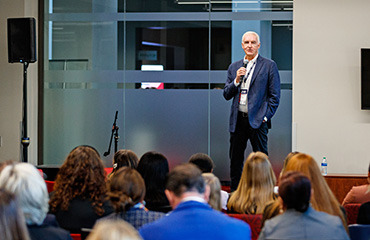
[223,55,280,132]
[139,201,251,240]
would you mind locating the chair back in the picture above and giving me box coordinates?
[105,167,113,175]
[45,180,55,193]
[344,203,361,225]
[228,214,262,240]
[348,224,370,240]
[70,233,82,240]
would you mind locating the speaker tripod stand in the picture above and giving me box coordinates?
[21,62,30,162]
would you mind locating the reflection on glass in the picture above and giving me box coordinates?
[50,0,117,13]
[48,0,293,13]
[123,0,292,13]
[48,21,117,70]
[125,21,209,70]
[125,21,231,70]
[230,0,293,12]
[211,21,231,70]
[272,21,292,70]
[124,0,211,12]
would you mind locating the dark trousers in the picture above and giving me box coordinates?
[229,111,268,191]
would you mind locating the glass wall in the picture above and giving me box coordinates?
[43,0,293,180]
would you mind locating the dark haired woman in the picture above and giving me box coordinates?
[137,151,171,213]
[49,145,113,234]
[258,171,349,240]
[107,149,139,180]
[100,167,164,229]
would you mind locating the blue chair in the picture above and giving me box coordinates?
[348,224,370,240]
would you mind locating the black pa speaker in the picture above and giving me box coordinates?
[7,17,36,63]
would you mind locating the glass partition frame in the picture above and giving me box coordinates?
[42,0,293,181]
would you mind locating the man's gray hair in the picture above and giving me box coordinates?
[241,31,260,44]
[0,163,49,225]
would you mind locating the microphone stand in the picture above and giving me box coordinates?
[103,111,119,157]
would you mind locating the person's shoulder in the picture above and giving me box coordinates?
[146,209,165,218]
[307,207,343,225]
[138,214,167,237]
[28,224,72,240]
[130,208,165,220]
[258,55,276,65]
[352,184,369,192]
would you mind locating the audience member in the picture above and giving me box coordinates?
[342,163,370,205]
[189,153,229,210]
[136,151,171,213]
[261,151,300,226]
[189,153,215,173]
[0,189,31,240]
[87,219,142,240]
[258,171,349,240]
[279,151,300,180]
[108,150,139,180]
[49,145,113,234]
[227,152,276,214]
[139,163,251,240]
[100,167,164,229]
[357,201,370,224]
[0,163,72,240]
[283,153,347,229]
[202,173,222,211]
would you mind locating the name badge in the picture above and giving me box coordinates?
[239,89,248,105]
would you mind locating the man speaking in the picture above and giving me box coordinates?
[223,31,280,191]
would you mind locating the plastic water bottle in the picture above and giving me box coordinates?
[321,157,328,176]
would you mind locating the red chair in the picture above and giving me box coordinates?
[228,214,262,240]
[70,233,81,240]
[105,167,113,175]
[44,180,55,193]
[37,169,44,177]
[344,203,361,225]
[221,185,231,193]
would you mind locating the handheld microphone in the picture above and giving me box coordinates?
[240,59,249,81]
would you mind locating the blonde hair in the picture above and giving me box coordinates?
[284,153,347,229]
[202,173,222,211]
[279,151,300,179]
[87,219,142,240]
[227,152,276,214]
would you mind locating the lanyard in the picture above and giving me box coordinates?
[243,61,256,83]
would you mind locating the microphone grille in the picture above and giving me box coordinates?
[243,59,249,67]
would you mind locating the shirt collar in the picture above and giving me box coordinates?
[181,196,207,204]
[244,54,259,64]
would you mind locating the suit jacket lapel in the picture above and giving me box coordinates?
[250,55,264,87]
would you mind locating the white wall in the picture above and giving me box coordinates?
[0,0,38,164]
[293,0,370,174]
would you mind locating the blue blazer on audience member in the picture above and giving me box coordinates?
[139,200,251,240]
[223,55,280,131]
